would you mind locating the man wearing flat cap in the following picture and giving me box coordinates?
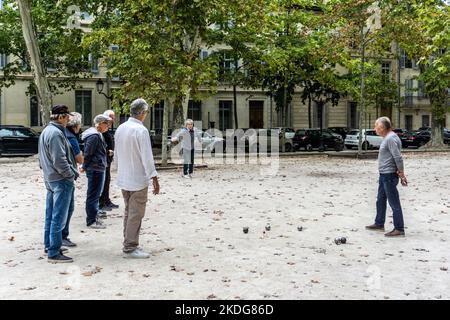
[81,114,111,229]
[38,105,79,263]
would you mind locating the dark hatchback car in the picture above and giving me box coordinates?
[393,128,409,147]
[403,130,431,148]
[327,127,349,140]
[293,128,344,151]
[0,125,39,156]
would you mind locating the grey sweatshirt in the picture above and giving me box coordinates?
[378,131,404,174]
[38,122,79,182]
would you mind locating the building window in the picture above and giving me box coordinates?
[418,80,426,99]
[422,115,430,128]
[0,53,7,69]
[187,100,202,121]
[218,51,236,81]
[381,61,391,75]
[400,48,413,69]
[89,53,99,74]
[405,115,413,131]
[75,90,92,126]
[348,102,358,129]
[219,100,232,131]
[405,79,413,107]
[30,96,43,127]
[154,101,164,129]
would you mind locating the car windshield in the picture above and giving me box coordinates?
[348,130,359,136]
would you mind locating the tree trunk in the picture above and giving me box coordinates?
[358,29,366,155]
[426,99,446,148]
[161,98,171,166]
[182,92,190,121]
[308,94,312,128]
[173,95,184,130]
[233,84,238,129]
[17,0,52,126]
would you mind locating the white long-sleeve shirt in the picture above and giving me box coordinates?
[114,117,158,191]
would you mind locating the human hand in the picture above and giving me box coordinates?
[152,177,160,195]
[108,150,114,157]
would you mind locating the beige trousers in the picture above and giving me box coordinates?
[121,187,148,253]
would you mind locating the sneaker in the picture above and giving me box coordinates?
[123,248,150,259]
[48,253,73,264]
[62,238,77,247]
[182,174,190,179]
[188,174,193,178]
[97,211,108,219]
[106,202,119,209]
[87,220,106,229]
[44,247,68,254]
[99,205,112,212]
[365,224,385,231]
[385,229,405,237]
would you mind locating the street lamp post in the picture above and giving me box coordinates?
[96,78,113,101]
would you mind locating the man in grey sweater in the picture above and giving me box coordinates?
[366,117,408,237]
[39,105,79,263]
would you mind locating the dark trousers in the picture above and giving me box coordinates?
[62,187,75,240]
[183,149,195,175]
[99,165,111,207]
[85,170,105,226]
[375,173,405,231]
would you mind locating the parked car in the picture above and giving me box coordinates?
[393,128,409,147]
[293,128,344,151]
[327,127,350,140]
[0,125,39,156]
[403,130,431,148]
[240,128,294,153]
[195,130,226,153]
[270,127,296,140]
[151,128,172,148]
[417,126,431,132]
[344,129,383,150]
[444,128,450,145]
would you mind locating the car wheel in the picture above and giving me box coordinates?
[335,144,344,152]
[362,141,369,150]
[284,143,292,152]
[306,144,313,152]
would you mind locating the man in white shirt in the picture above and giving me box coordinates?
[114,98,160,258]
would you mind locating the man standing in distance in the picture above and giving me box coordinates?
[366,117,407,237]
[114,98,160,258]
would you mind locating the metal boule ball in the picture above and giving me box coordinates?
[297,226,303,231]
[340,237,347,244]
[243,227,249,234]
[334,237,341,245]
[265,224,271,231]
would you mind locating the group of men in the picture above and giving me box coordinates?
[38,101,407,264]
[39,98,159,263]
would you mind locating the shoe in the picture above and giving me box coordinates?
[365,224,385,231]
[106,202,119,209]
[99,205,112,212]
[97,211,107,219]
[385,229,405,237]
[62,238,77,247]
[48,253,73,264]
[123,248,150,259]
[182,175,190,179]
[188,174,193,178]
[87,220,106,229]
[44,247,68,254]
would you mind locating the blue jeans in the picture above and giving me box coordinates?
[44,179,74,257]
[85,170,105,226]
[375,173,405,231]
[183,149,195,175]
[62,187,75,240]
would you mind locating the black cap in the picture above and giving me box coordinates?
[51,105,74,116]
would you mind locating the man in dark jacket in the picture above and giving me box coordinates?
[81,114,111,229]
[99,110,119,212]
[38,105,79,263]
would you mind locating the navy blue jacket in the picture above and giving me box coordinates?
[81,127,107,172]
